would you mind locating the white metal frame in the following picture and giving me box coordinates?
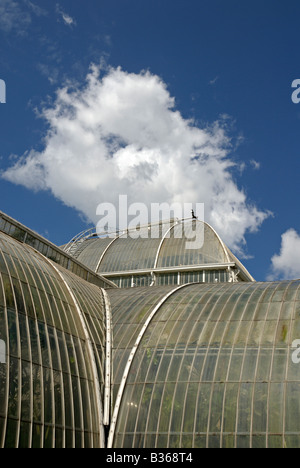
[63,217,255,284]
[94,235,121,274]
[33,249,106,448]
[102,289,113,427]
[107,282,193,448]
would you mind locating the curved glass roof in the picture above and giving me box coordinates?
[0,210,115,289]
[107,280,300,448]
[0,231,106,448]
[69,219,253,281]
[157,221,229,268]
[3,210,300,449]
[1,210,300,448]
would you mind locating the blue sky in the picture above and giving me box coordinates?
[0,0,300,281]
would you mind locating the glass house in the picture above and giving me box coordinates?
[0,210,300,448]
[63,218,255,287]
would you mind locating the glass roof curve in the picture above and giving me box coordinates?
[0,230,107,448]
[1,210,300,448]
[106,279,300,448]
[64,219,254,282]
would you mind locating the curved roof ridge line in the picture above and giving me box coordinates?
[28,244,106,448]
[202,220,256,281]
[107,282,194,448]
[95,235,121,274]
[101,288,113,426]
[154,217,231,268]
[226,247,256,282]
[153,219,180,270]
[202,220,231,263]
[94,218,185,274]
[153,218,231,269]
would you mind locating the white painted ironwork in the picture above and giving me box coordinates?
[94,235,120,274]
[107,282,193,448]
[102,289,113,427]
[153,219,179,271]
[33,249,106,448]
[63,227,98,256]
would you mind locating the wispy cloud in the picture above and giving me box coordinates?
[0,0,48,35]
[1,65,271,255]
[36,63,60,85]
[209,76,219,85]
[250,159,261,170]
[56,4,76,27]
[23,0,47,17]
[0,0,31,35]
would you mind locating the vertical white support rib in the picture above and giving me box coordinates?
[102,289,112,427]
[94,235,121,274]
[153,220,178,271]
[107,283,191,448]
[33,250,105,448]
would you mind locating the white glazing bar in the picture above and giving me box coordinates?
[152,220,178,272]
[94,235,122,274]
[102,289,112,427]
[102,262,235,277]
[107,282,193,448]
[31,248,106,448]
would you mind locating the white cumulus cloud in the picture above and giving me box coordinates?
[269,229,300,280]
[1,64,270,254]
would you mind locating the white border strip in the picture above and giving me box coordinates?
[153,220,178,270]
[107,283,191,448]
[94,236,120,274]
[102,289,113,427]
[30,247,106,448]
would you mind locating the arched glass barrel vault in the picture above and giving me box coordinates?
[107,280,300,449]
[0,231,107,448]
[66,219,255,286]
[1,211,300,448]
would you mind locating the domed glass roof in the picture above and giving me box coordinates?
[66,219,254,282]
